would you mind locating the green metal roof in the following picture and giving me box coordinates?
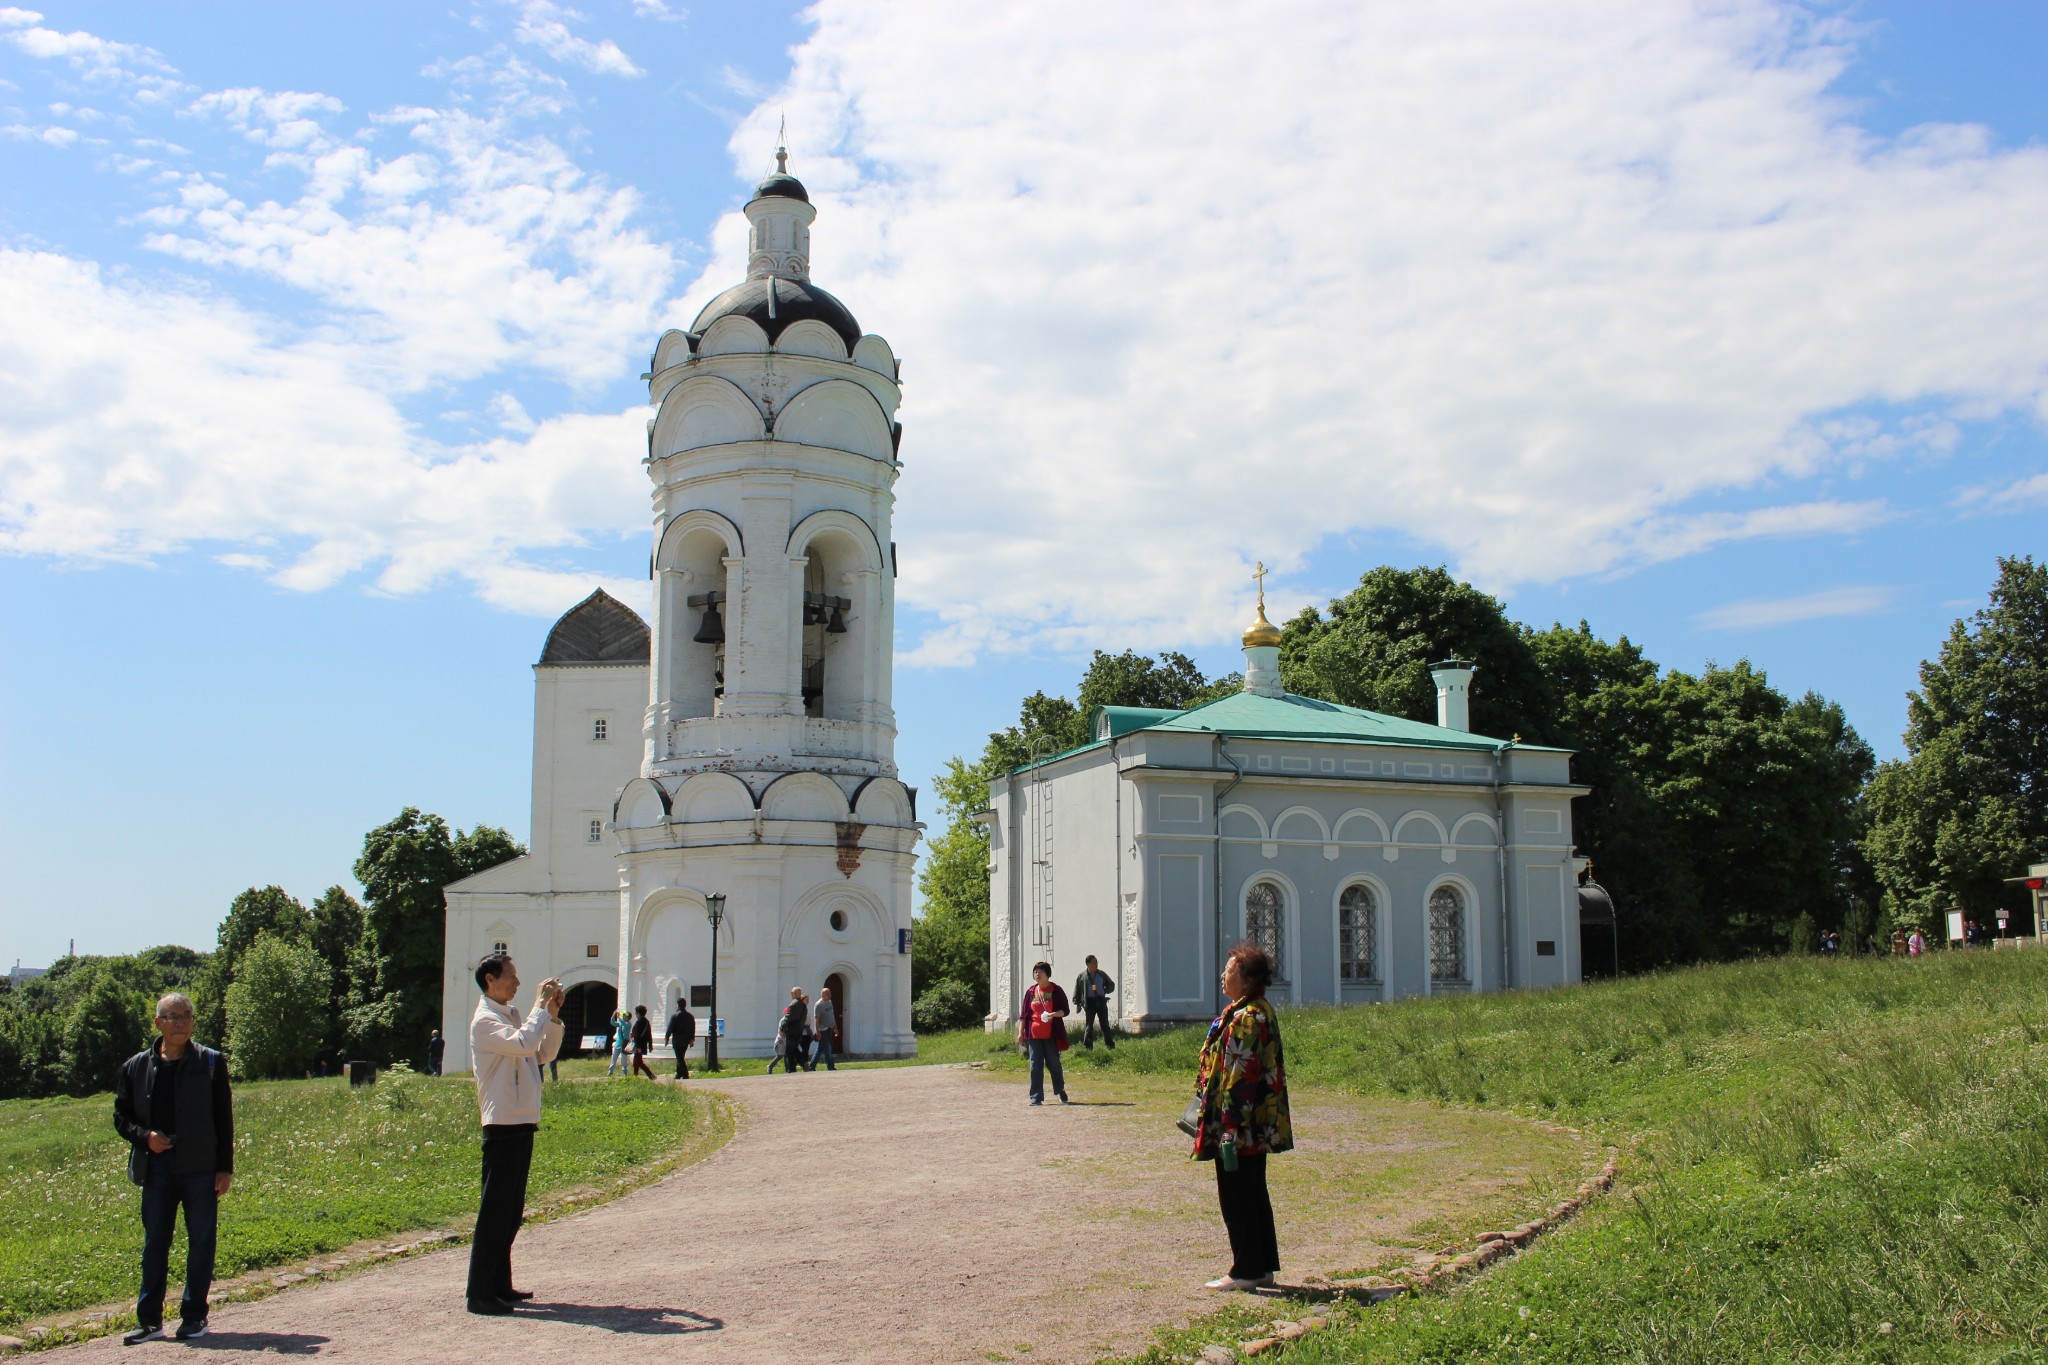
[1153,690,1507,750]
[1093,705,1182,738]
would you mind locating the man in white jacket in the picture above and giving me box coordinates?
[466,953,563,1315]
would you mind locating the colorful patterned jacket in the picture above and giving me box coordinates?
[1191,995,1292,1160]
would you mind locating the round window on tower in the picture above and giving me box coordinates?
[829,909,849,933]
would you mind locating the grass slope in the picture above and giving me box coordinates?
[939,949,2048,1364]
[0,1070,705,1331]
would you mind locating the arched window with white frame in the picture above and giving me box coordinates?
[1339,883,1378,981]
[1244,880,1286,982]
[1428,885,1467,985]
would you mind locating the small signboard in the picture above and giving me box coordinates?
[1946,910,1965,944]
[582,1035,609,1051]
[714,1017,725,1037]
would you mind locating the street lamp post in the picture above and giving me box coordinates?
[704,893,726,1071]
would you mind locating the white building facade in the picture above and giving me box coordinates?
[985,606,1591,1031]
[444,154,919,1069]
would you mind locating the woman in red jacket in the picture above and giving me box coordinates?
[1017,960,1071,1106]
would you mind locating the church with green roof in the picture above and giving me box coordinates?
[984,590,1591,1030]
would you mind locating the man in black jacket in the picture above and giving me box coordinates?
[113,991,234,1343]
[664,997,696,1080]
[1074,955,1116,1049]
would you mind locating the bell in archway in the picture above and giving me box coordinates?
[693,599,725,644]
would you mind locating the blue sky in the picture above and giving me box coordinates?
[2,1,2044,967]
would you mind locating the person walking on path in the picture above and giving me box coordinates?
[427,1028,446,1075]
[777,988,808,1075]
[1191,941,1292,1292]
[1073,955,1116,1049]
[465,953,563,1316]
[809,986,838,1071]
[665,998,696,1080]
[1017,961,1071,1106]
[605,1008,631,1076]
[114,991,234,1344]
[630,1004,658,1080]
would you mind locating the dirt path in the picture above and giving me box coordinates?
[48,1064,1592,1363]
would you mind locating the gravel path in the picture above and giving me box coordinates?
[48,1064,1589,1363]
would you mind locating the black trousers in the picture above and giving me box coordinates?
[673,1046,689,1080]
[467,1123,535,1301]
[1082,1000,1115,1047]
[1214,1152,1279,1280]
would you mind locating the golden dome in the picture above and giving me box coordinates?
[1241,602,1282,648]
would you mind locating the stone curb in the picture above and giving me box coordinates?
[1202,1148,1621,1363]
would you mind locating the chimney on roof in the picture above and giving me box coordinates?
[1430,659,1476,732]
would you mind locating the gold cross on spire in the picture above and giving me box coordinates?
[775,114,788,173]
[1252,560,1269,610]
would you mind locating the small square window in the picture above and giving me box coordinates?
[587,818,603,843]
[1536,940,1557,957]
[690,984,713,1008]
[585,944,600,959]
[492,940,509,956]
[592,717,608,741]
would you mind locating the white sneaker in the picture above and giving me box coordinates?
[1203,1274,1275,1291]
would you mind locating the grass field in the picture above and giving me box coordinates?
[0,1069,711,1332]
[930,949,2048,1364]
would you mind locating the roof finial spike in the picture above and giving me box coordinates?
[775,113,788,174]
[1253,560,1269,614]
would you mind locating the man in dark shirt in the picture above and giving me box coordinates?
[664,998,696,1080]
[1074,955,1117,1049]
[112,991,234,1343]
[427,1028,446,1075]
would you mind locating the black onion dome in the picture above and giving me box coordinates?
[689,275,862,350]
[751,171,809,203]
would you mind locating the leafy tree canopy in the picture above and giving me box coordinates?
[353,809,523,1064]
[225,933,330,1079]
[1867,555,2048,930]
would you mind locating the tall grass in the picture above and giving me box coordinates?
[1054,949,2048,1364]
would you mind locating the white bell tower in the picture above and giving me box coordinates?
[609,148,918,1059]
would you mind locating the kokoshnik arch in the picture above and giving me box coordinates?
[441,150,919,1068]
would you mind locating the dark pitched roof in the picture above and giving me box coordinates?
[689,275,863,350]
[538,589,649,666]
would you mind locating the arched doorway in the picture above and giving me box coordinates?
[825,972,849,1057]
[559,981,617,1057]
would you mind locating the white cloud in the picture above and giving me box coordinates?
[150,87,676,391]
[1695,586,1898,631]
[1953,470,2048,513]
[512,0,642,78]
[676,0,2048,662]
[0,248,650,618]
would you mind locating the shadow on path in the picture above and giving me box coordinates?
[518,1303,723,1335]
[187,1331,331,1354]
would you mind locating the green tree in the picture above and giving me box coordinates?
[196,886,312,1044]
[1280,565,1559,742]
[912,756,1001,1024]
[1866,556,2048,932]
[354,810,523,1065]
[224,933,330,1079]
[309,885,367,1056]
[59,975,149,1096]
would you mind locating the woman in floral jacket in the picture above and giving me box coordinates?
[1191,941,1291,1290]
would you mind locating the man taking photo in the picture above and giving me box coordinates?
[113,991,233,1343]
[467,953,563,1315]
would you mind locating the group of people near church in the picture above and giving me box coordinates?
[768,984,840,1072]
[1016,947,1290,1292]
[105,942,1290,1340]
